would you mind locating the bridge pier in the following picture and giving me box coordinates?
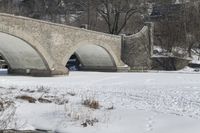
[50,65,69,75]
[117,65,130,72]
[8,69,52,77]
[8,66,69,77]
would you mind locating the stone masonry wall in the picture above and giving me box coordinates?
[122,24,153,70]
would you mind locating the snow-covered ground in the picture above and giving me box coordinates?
[0,70,200,133]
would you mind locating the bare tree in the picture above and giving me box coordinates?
[0,0,147,34]
[96,0,143,35]
[184,2,200,58]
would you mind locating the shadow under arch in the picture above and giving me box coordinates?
[66,44,117,72]
[0,32,51,76]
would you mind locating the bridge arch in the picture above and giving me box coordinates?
[64,40,118,72]
[0,13,128,76]
[0,32,51,76]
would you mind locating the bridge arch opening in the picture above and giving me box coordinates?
[0,32,50,76]
[66,45,117,72]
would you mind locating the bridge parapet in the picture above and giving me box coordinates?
[0,13,121,39]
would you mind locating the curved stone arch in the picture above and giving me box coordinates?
[63,40,118,71]
[0,31,52,76]
[75,44,117,67]
[0,31,50,67]
[0,31,53,68]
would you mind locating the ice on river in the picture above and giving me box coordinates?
[0,70,200,133]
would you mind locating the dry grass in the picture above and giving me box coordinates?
[81,118,99,127]
[38,97,52,103]
[0,101,3,111]
[54,98,68,105]
[20,89,35,93]
[0,99,15,111]
[83,99,100,109]
[36,86,49,93]
[16,95,36,103]
[0,98,16,129]
[107,105,114,110]
[67,92,76,96]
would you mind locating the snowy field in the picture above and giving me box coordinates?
[0,70,200,133]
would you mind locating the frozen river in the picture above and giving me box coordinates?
[0,71,200,133]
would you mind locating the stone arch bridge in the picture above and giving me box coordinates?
[0,13,152,76]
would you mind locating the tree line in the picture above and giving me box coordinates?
[0,0,148,35]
